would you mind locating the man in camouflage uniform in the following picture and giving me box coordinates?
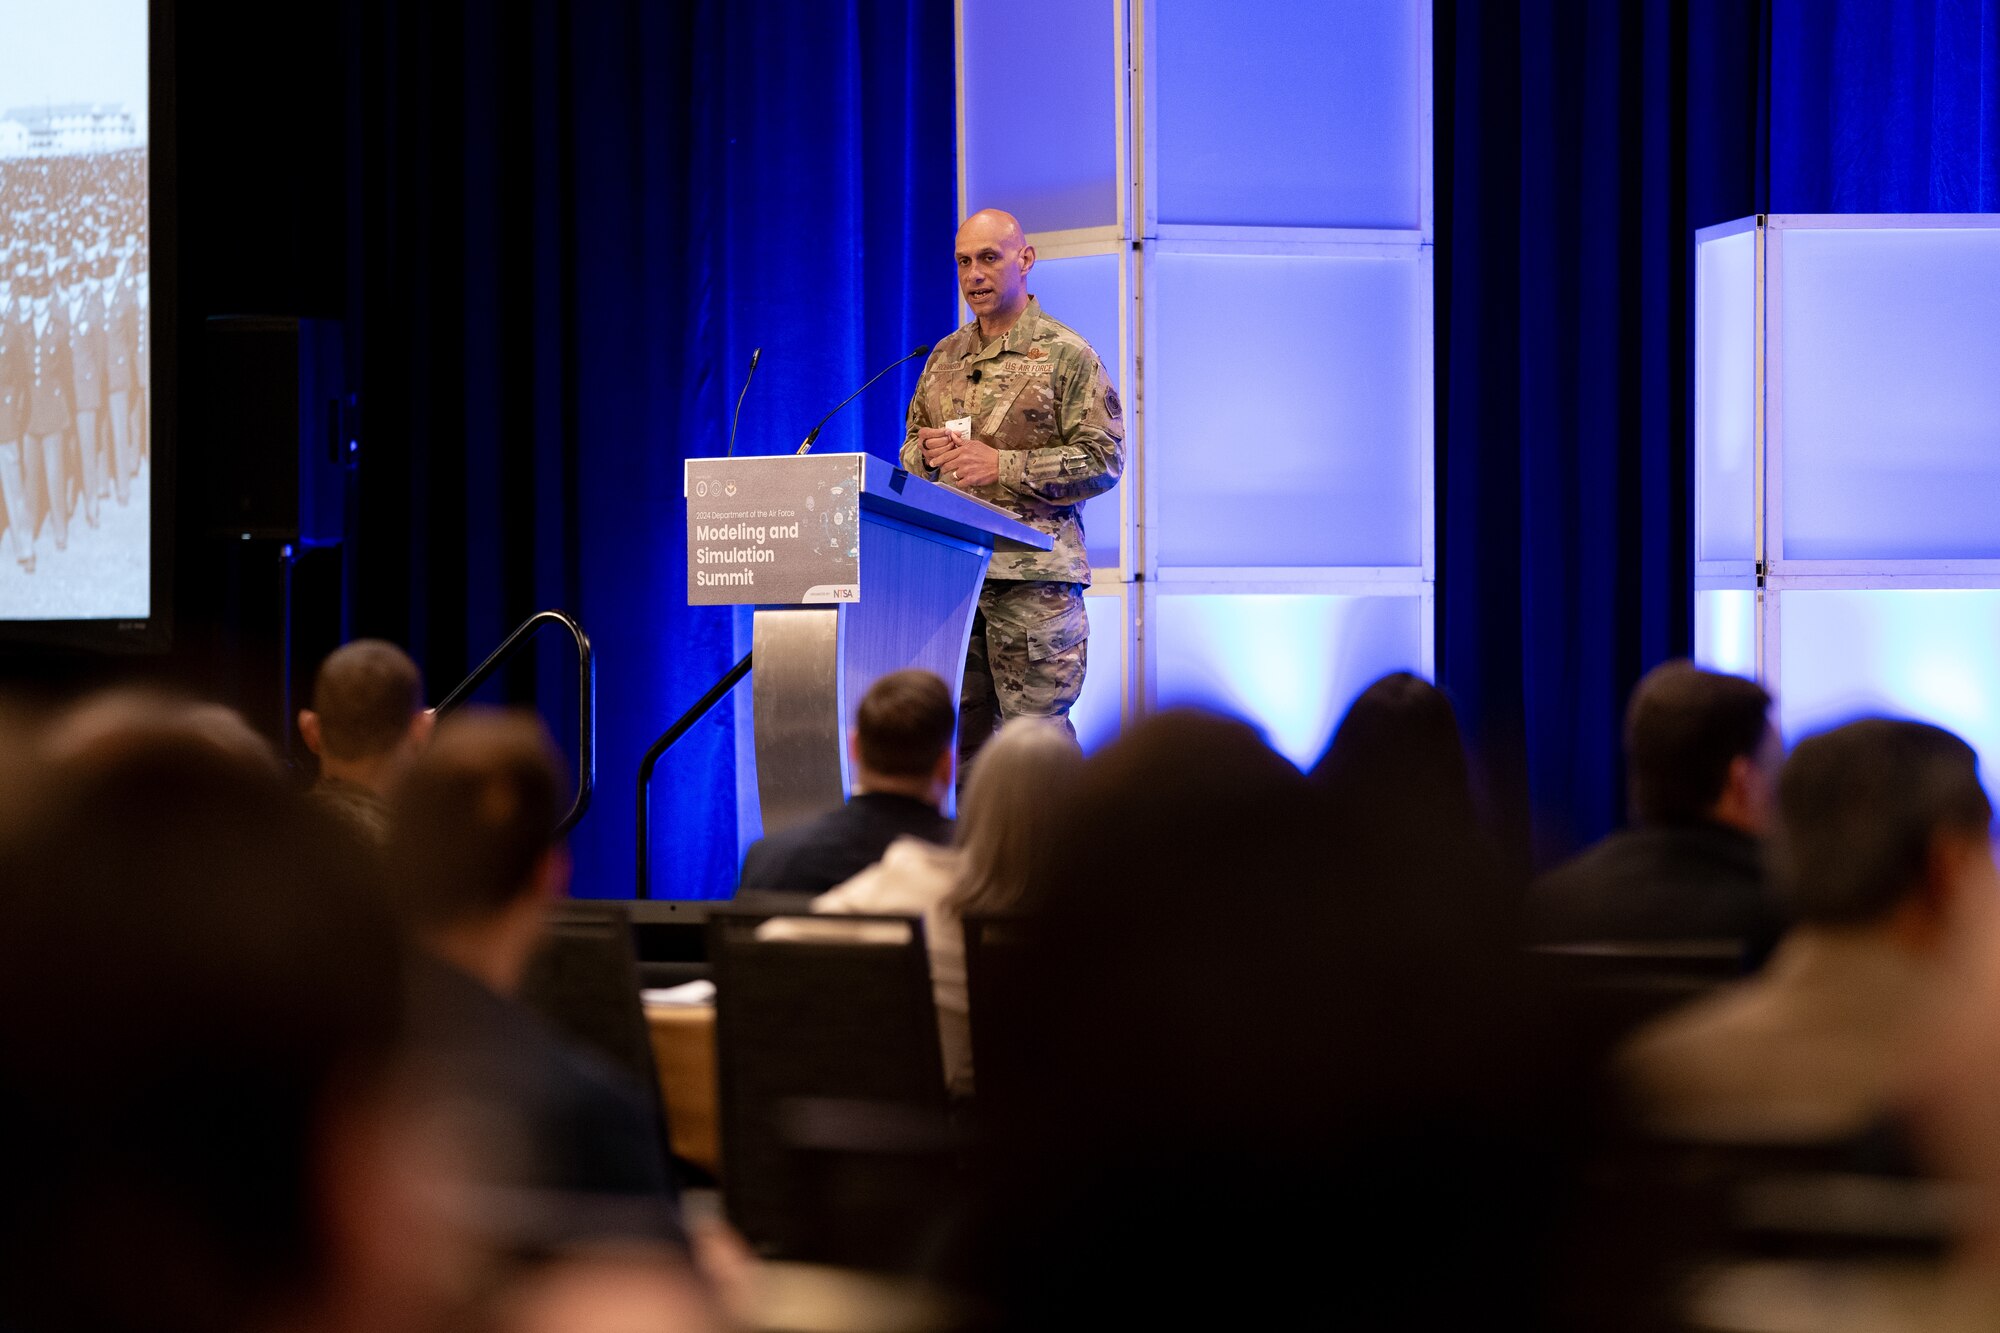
[901,208,1124,766]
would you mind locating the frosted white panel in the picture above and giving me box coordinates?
[1154,0,1423,230]
[1696,230,1756,561]
[1694,589,1757,678]
[1028,254,1124,570]
[961,0,1118,233]
[1154,593,1425,768]
[1151,252,1426,567]
[1777,589,2000,793]
[1071,590,1125,754]
[1779,227,2000,560]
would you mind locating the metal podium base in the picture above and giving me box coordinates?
[751,513,991,837]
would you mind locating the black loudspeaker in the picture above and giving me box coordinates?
[196,316,353,541]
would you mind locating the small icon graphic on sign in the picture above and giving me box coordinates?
[695,480,709,497]
[724,482,738,497]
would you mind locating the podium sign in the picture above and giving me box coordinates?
[685,455,862,605]
[679,451,1051,840]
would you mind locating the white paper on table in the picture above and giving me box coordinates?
[641,979,716,1007]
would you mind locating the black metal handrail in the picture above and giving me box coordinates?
[433,609,596,834]
[636,650,753,899]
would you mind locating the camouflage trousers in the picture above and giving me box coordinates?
[959,578,1088,770]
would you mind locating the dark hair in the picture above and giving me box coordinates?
[387,708,566,929]
[310,639,425,761]
[0,739,403,1333]
[1624,660,1774,825]
[1770,718,1992,925]
[854,669,955,779]
[1313,672,1478,829]
[964,710,1572,1327]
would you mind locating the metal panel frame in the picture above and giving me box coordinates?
[958,0,1437,740]
[1695,213,2000,691]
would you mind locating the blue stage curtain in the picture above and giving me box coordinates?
[346,0,954,900]
[1771,0,2000,211]
[1435,0,1769,868]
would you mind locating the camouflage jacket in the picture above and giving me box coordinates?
[900,297,1123,583]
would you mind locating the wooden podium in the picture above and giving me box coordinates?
[685,453,1050,836]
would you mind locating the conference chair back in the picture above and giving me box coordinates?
[1529,938,1745,1066]
[519,901,675,1169]
[961,911,1038,1111]
[708,910,951,1265]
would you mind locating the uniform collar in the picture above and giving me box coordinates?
[966,295,1044,364]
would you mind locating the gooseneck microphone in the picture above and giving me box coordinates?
[724,347,762,458]
[796,345,932,455]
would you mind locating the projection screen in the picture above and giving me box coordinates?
[0,0,152,632]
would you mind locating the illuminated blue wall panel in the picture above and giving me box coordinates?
[1153,593,1426,768]
[1695,218,2000,793]
[1150,252,1427,568]
[960,2,1433,763]
[1028,254,1121,396]
[1779,226,2000,561]
[1071,590,1126,754]
[1154,0,1424,229]
[1777,589,2000,793]
[1028,253,1124,571]
[961,0,1118,233]
[1695,227,1756,563]
[1694,589,1756,679]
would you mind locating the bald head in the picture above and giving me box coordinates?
[957,208,1027,251]
[955,209,1036,337]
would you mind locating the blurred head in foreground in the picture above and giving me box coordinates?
[0,738,462,1333]
[1769,717,1992,937]
[43,686,279,774]
[970,709,1569,1328]
[386,707,568,995]
[1625,660,1779,833]
[948,717,1083,916]
[386,709,684,1254]
[1313,670,1478,831]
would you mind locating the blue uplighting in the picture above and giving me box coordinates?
[1154,592,1427,768]
[1778,589,2000,797]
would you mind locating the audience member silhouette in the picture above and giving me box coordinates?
[1621,717,1995,1144]
[0,736,463,1333]
[738,668,956,897]
[1529,660,1782,952]
[386,708,685,1251]
[301,638,434,844]
[1313,670,1480,829]
[1311,671,1516,932]
[961,709,1589,1330]
[810,717,1083,1097]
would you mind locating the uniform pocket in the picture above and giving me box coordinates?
[1025,608,1088,661]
